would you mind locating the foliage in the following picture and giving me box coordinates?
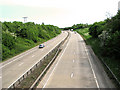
[89,10,120,59]
[76,28,91,40]
[72,24,88,30]
[2,32,15,50]
[76,28,120,83]
[89,21,106,38]
[63,24,88,30]
[72,10,120,85]
[2,21,61,61]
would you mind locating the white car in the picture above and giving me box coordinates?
[39,44,45,48]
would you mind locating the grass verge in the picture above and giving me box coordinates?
[76,28,120,87]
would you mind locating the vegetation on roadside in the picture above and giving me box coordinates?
[63,23,88,30]
[63,10,120,86]
[1,21,61,61]
[75,10,120,85]
[87,11,120,83]
[76,28,120,87]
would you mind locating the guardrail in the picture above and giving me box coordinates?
[87,43,120,88]
[100,57,120,88]
[7,31,69,89]
[30,47,60,89]
[30,31,70,89]
[78,32,120,88]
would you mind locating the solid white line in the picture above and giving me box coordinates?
[79,35,100,88]
[42,36,70,89]
[1,33,64,69]
[71,73,74,78]
[7,32,68,88]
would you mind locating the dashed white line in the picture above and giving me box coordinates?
[18,63,24,66]
[32,55,35,57]
[42,36,70,89]
[71,72,74,78]
[74,52,76,55]
[0,49,37,69]
[73,60,75,63]
[1,33,65,69]
[7,32,68,88]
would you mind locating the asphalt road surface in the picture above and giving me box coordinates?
[37,31,114,88]
[1,31,68,88]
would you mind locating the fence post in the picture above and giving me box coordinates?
[36,64,37,67]
[30,69,32,73]
[18,79,21,84]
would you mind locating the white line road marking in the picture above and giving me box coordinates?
[0,76,1,79]
[7,32,68,88]
[1,33,65,69]
[18,63,24,66]
[78,34,100,89]
[32,55,35,57]
[74,52,76,55]
[80,57,87,59]
[73,60,75,63]
[42,36,70,89]
[0,49,37,69]
[71,72,74,78]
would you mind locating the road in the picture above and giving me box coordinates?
[2,31,68,88]
[37,31,114,88]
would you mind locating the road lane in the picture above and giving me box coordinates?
[2,31,68,88]
[37,31,114,88]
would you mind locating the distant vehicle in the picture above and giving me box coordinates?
[39,44,45,48]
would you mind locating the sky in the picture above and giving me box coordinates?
[0,0,120,28]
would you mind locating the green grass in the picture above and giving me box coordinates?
[76,28,120,87]
[2,34,59,62]
[2,38,43,62]
[76,28,91,40]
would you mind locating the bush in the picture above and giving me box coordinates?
[89,10,120,60]
[2,32,15,50]
[103,31,120,59]
[2,21,61,61]
[89,21,106,38]
[2,44,10,60]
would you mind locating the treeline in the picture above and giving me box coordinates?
[63,24,88,30]
[65,10,120,60]
[89,10,120,60]
[2,21,61,61]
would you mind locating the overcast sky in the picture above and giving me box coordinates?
[0,0,120,28]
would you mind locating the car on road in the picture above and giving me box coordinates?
[39,44,45,48]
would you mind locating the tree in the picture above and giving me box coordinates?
[2,32,15,50]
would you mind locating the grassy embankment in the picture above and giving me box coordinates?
[2,22,61,62]
[76,28,120,84]
[2,36,52,62]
